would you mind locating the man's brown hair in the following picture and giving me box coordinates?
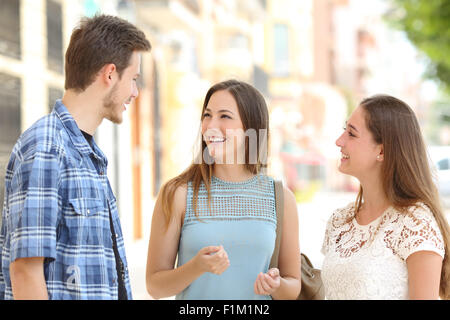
[65,14,151,92]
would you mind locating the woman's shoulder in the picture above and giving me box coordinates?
[158,179,188,214]
[327,202,356,227]
[392,201,437,226]
[389,202,445,260]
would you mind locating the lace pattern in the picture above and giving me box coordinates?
[321,202,445,299]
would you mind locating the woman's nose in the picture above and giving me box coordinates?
[206,117,220,130]
[336,132,345,147]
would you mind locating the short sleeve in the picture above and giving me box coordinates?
[395,204,445,261]
[321,216,332,255]
[7,149,60,263]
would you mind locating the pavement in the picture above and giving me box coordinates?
[126,191,450,300]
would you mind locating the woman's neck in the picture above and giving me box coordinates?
[358,177,391,224]
[212,164,255,182]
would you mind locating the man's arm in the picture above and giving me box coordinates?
[10,257,48,300]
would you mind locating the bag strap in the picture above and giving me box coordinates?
[269,179,284,269]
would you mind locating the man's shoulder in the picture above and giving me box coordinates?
[13,112,68,160]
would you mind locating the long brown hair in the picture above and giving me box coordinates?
[355,94,450,299]
[159,80,270,228]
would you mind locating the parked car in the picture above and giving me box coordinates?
[428,146,450,208]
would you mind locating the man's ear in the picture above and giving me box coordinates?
[101,63,117,85]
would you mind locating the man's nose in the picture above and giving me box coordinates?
[132,82,139,99]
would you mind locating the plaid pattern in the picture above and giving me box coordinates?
[0,100,132,300]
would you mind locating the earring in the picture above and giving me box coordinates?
[377,155,381,160]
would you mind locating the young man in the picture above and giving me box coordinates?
[0,15,151,300]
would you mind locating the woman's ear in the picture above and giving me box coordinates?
[376,145,384,161]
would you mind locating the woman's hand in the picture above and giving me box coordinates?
[194,245,230,275]
[254,268,281,296]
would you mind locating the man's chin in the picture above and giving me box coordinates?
[105,113,123,124]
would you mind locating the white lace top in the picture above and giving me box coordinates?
[321,202,445,300]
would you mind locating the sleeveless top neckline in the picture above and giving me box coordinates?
[176,174,277,300]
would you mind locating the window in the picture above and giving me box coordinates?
[47,0,63,73]
[0,0,21,60]
[253,65,268,97]
[259,0,267,9]
[180,0,200,14]
[0,72,21,214]
[273,24,289,77]
[152,61,162,197]
[437,158,449,171]
[48,86,63,113]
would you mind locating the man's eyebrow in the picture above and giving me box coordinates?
[345,121,359,133]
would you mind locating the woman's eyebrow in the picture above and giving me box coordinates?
[345,121,359,133]
[204,108,234,115]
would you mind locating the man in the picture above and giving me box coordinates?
[0,15,151,300]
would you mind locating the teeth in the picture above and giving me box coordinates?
[342,153,349,159]
[210,137,225,143]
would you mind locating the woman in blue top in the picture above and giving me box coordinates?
[146,80,301,300]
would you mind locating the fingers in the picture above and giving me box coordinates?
[255,273,269,295]
[200,245,230,275]
[254,270,281,296]
[268,268,279,278]
[201,245,221,255]
[210,246,229,275]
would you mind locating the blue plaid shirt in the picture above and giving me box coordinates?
[0,100,132,299]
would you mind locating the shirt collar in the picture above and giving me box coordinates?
[53,99,108,164]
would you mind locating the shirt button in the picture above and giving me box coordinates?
[87,209,91,214]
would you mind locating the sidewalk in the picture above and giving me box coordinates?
[126,191,449,300]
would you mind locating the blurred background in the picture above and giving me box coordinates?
[0,0,449,299]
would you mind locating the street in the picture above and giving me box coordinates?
[126,191,450,300]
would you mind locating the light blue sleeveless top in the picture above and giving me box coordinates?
[176,174,277,300]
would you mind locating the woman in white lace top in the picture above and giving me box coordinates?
[321,95,450,300]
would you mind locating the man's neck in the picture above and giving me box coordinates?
[62,89,103,135]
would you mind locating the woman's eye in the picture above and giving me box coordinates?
[202,113,211,118]
[221,114,231,119]
[343,127,355,137]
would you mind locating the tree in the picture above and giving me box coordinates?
[387,0,450,93]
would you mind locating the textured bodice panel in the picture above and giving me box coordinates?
[176,175,277,300]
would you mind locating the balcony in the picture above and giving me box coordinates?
[135,0,201,32]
